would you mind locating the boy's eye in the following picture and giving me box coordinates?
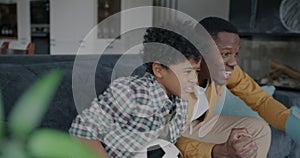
[184,69,200,74]
[184,70,193,74]
[193,69,201,74]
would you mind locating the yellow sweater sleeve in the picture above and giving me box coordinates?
[226,65,290,131]
[176,136,215,158]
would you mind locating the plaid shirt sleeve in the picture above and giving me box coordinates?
[69,75,187,157]
[168,97,188,143]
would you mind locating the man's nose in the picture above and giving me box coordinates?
[226,55,237,66]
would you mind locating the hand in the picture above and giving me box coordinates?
[286,106,300,144]
[212,128,258,158]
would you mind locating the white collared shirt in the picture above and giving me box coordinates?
[189,82,209,134]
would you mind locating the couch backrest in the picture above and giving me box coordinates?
[0,54,145,132]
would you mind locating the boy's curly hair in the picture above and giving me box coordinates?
[143,21,202,74]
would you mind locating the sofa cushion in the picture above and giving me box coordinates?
[215,85,275,119]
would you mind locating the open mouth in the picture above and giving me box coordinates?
[184,86,194,93]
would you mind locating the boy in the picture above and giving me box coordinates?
[69,23,202,157]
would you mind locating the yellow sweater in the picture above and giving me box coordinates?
[176,65,291,158]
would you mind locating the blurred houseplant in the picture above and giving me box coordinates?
[0,69,99,158]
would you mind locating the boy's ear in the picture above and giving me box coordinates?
[152,62,163,78]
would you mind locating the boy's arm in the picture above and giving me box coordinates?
[69,78,169,157]
[73,136,110,158]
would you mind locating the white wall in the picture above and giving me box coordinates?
[0,0,31,49]
[177,0,230,21]
[0,0,17,4]
[0,0,230,53]
[50,0,96,54]
[50,0,153,55]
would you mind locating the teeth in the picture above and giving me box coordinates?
[224,71,232,79]
[185,86,193,93]
[225,71,232,75]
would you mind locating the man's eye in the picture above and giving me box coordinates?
[235,52,239,57]
[221,52,230,57]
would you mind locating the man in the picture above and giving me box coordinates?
[176,17,291,158]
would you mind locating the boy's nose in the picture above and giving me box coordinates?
[189,72,198,84]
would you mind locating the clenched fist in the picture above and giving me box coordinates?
[212,128,258,158]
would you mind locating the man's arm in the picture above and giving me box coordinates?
[73,136,110,158]
[176,128,257,158]
[227,65,290,131]
[176,136,215,158]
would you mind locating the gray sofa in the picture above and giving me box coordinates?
[0,55,299,157]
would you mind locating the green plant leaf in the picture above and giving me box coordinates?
[8,69,63,138]
[0,91,3,141]
[28,129,100,158]
[1,139,29,158]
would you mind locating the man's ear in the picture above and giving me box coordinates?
[152,62,164,78]
[198,60,210,86]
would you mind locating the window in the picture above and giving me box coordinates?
[97,0,121,38]
[0,2,17,39]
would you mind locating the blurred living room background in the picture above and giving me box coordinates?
[0,0,300,90]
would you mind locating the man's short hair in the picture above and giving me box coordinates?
[143,22,202,74]
[199,17,239,39]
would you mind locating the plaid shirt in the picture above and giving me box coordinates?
[69,73,188,157]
